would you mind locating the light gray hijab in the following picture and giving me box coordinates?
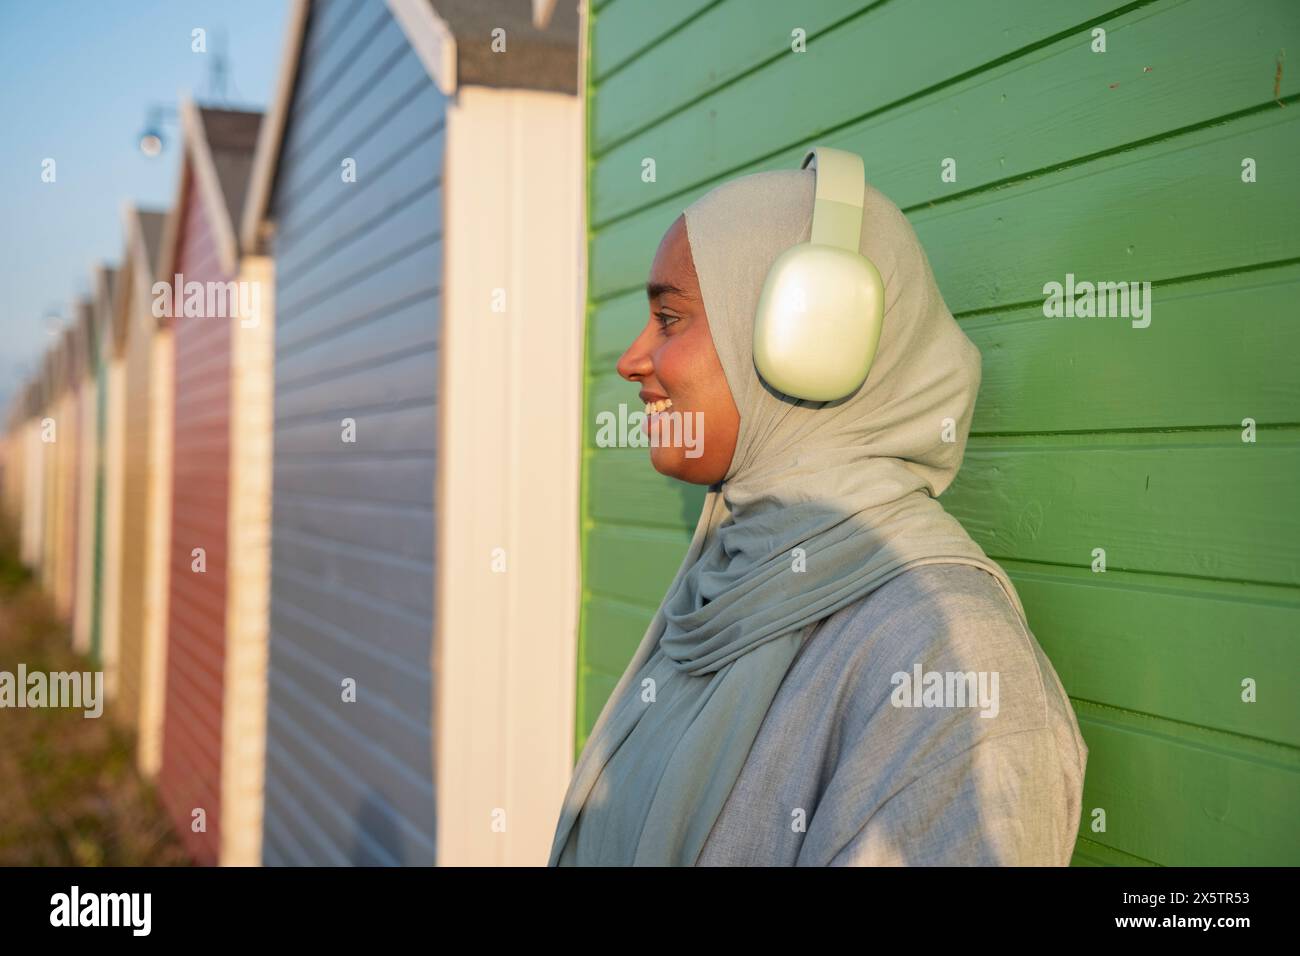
[548,166,1027,866]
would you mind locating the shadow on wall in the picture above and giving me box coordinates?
[352,790,408,866]
[677,482,706,531]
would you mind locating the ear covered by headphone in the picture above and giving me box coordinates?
[753,146,885,402]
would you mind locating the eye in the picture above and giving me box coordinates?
[655,311,680,332]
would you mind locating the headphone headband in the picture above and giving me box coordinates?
[801,147,865,252]
[752,144,884,402]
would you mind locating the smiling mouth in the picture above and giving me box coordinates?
[644,397,674,415]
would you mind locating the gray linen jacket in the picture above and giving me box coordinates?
[696,562,1089,865]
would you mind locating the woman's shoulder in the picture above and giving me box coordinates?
[702,562,1088,865]
[801,562,1039,680]
[790,562,1083,770]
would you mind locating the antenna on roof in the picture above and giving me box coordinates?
[138,25,241,156]
[207,27,231,103]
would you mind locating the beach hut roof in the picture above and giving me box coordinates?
[58,319,72,385]
[40,347,56,408]
[51,325,74,396]
[158,99,263,282]
[110,206,167,357]
[62,304,80,380]
[67,299,93,380]
[420,0,580,93]
[89,264,116,367]
[241,0,580,253]
[20,380,35,420]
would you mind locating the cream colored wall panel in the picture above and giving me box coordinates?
[137,327,174,777]
[21,418,43,569]
[100,358,126,701]
[73,378,98,654]
[220,255,275,866]
[57,389,78,620]
[435,84,582,866]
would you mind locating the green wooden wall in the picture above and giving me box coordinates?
[577,0,1300,866]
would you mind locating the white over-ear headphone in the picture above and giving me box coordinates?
[753,146,885,402]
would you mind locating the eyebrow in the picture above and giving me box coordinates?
[645,280,690,301]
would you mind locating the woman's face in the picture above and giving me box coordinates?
[616,215,740,485]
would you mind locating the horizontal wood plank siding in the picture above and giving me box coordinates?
[116,278,156,733]
[262,0,443,866]
[579,0,1300,865]
[159,168,231,866]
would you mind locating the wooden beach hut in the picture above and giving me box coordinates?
[0,392,26,532]
[83,265,117,665]
[18,379,44,572]
[4,381,41,562]
[70,295,99,654]
[108,204,170,755]
[37,342,60,600]
[155,98,267,865]
[52,322,82,624]
[240,0,582,865]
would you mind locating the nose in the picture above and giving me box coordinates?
[616,321,656,383]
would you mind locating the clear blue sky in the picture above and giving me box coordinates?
[0,0,289,412]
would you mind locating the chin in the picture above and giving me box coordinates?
[650,447,716,485]
[649,446,681,478]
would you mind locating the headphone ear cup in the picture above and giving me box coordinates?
[753,243,885,402]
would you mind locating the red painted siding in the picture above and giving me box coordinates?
[159,167,231,865]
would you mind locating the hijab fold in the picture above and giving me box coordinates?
[548,166,1026,866]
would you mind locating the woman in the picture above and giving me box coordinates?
[548,163,1088,866]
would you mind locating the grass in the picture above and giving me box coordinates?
[0,519,193,866]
